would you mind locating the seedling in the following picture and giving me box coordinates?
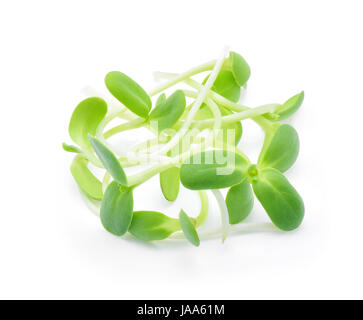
[64,48,305,245]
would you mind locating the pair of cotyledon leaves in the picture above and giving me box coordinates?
[65,80,187,161]
[68,71,187,151]
[88,136,200,246]
[202,51,250,102]
[65,97,109,201]
[159,103,243,202]
[179,122,304,231]
[130,209,200,246]
[105,71,186,131]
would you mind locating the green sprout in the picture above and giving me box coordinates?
[63,48,305,245]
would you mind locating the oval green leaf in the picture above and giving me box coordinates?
[105,71,151,118]
[258,124,299,172]
[149,90,186,131]
[160,167,180,201]
[179,210,200,247]
[180,150,249,190]
[70,156,103,200]
[264,91,304,121]
[129,211,180,241]
[226,178,254,225]
[155,93,166,107]
[225,51,251,87]
[68,97,107,152]
[213,70,241,102]
[100,181,133,236]
[88,136,127,186]
[252,168,304,231]
[204,70,241,102]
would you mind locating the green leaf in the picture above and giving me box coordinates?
[129,211,180,241]
[180,150,249,190]
[68,97,107,153]
[204,70,241,102]
[155,93,166,107]
[179,210,200,247]
[226,178,254,224]
[149,90,186,131]
[100,181,133,236]
[264,91,304,121]
[63,142,81,154]
[194,104,242,146]
[224,51,251,87]
[160,167,180,201]
[105,71,151,118]
[88,136,127,186]
[252,168,304,231]
[70,156,103,200]
[258,124,299,172]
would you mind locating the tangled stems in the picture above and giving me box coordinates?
[153,47,228,156]
[64,48,305,245]
[148,60,216,96]
[154,71,277,133]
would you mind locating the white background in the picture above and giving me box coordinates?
[0,0,362,300]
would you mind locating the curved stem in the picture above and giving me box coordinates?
[103,118,146,139]
[211,189,230,243]
[127,162,174,186]
[192,104,279,129]
[195,191,209,227]
[154,72,249,112]
[205,98,222,131]
[155,71,277,132]
[149,60,216,96]
[168,223,276,241]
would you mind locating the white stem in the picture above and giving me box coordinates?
[205,98,222,131]
[168,223,276,241]
[192,104,279,128]
[127,162,174,186]
[211,189,230,243]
